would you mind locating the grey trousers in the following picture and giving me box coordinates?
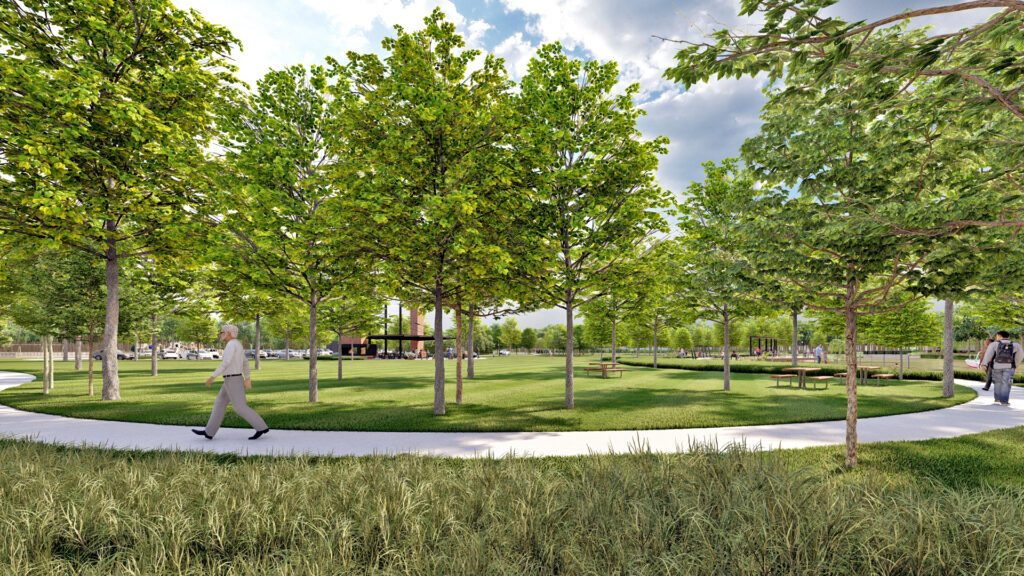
[205,376,267,436]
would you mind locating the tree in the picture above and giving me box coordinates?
[499,318,521,352]
[340,10,519,415]
[689,324,715,358]
[0,0,239,400]
[215,64,371,403]
[734,64,1000,467]
[520,328,538,351]
[954,309,989,352]
[176,314,218,348]
[861,292,942,379]
[664,2,1024,132]
[541,324,567,351]
[135,259,213,377]
[319,294,381,381]
[517,43,671,409]
[265,305,308,359]
[671,326,693,352]
[212,279,278,371]
[488,324,503,351]
[670,160,765,389]
[0,247,126,395]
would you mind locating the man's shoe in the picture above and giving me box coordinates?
[192,428,213,440]
[982,386,991,391]
[249,428,270,440]
[1002,402,1011,406]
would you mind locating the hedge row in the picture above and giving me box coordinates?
[613,357,1024,384]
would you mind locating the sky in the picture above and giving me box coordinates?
[179,0,995,328]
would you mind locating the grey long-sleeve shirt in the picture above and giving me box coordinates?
[209,339,251,380]
[981,339,1024,371]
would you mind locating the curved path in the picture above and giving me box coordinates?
[1,371,1020,458]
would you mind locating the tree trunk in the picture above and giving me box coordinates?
[722,310,731,391]
[285,327,290,361]
[652,315,659,369]
[455,305,463,404]
[942,298,955,398]
[88,332,95,396]
[42,335,51,394]
[101,237,121,400]
[133,333,139,361]
[255,314,262,371]
[337,327,343,381]
[74,336,82,371]
[565,293,575,410]
[48,335,55,390]
[843,301,859,468]
[611,319,617,363]
[467,306,475,379]
[151,314,158,377]
[899,350,904,380]
[309,300,319,402]
[791,308,799,366]
[62,338,68,362]
[433,285,445,415]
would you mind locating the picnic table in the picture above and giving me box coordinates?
[856,365,881,387]
[583,362,626,379]
[781,366,820,389]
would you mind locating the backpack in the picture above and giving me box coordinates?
[993,341,1017,369]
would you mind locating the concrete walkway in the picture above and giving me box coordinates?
[1,371,1022,458]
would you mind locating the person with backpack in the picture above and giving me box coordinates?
[980,331,1023,406]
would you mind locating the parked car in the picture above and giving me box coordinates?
[274,349,303,359]
[186,349,218,360]
[245,349,269,359]
[161,350,181,360]
[92,349,136,360]
[498,349,511,356]
[137,349,152,358]
[303,348,335,359]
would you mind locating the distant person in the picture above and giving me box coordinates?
[981,336,995,391]
[192,324,269,440]
[814,345,822,364]
[980,330,1022,406]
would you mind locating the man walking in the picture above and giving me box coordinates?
[980,330,1023,406]
[192,324,270,440]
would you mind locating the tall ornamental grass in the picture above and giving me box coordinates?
[2,439,1024,574]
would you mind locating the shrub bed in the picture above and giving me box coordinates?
[3,438,1024,574]
[614,357,1024,384]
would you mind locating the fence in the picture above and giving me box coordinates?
[0,341,136,359]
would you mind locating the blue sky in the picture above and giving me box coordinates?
[180,0,995,328]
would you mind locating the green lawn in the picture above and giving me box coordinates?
[0,356,973,432]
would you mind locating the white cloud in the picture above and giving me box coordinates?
[465,18,493,47]
[298,0,470,53]
[499,0,760,98]
[638,75,768,194]
[492,32,537,78]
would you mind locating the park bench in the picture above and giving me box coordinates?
[583,367,626,379]
[870,373,896,386]
[769,374,795,387]
[805,375,833,389]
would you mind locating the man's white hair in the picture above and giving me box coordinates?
[222,324,239,338]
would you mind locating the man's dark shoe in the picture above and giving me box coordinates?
[249,428,270,440]
[192,428,213,440]
[982,386,991,391]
